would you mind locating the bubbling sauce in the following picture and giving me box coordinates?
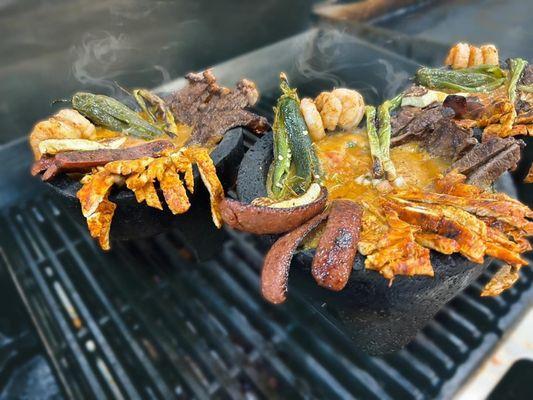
[315,130,450,203]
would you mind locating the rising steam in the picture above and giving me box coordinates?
[294,28,411,102]
[71,32,133,95]
[294,29,347,89]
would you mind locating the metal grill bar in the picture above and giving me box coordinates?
[2,187,533,400]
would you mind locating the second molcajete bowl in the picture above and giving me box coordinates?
[236,132,492,355]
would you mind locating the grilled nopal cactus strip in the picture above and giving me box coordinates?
[72,92,166,140]
[268,73,321,199]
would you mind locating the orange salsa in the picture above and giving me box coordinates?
[315,130,450,203]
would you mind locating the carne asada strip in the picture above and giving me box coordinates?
[32,140,175,181]
[451,137,524,178]
[262,209,330,304]
[166,69,269,146]
[312,200,363,291]
[418,118,476,160]
[391,104,455,146]
[465,143,522,187]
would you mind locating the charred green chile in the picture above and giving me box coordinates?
[416,65,506,93]
[132,89,178,138]
[268,74,321,199]
[72,92,165,140]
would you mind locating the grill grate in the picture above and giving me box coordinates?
[1,193,531,399]
[2,25,532,400]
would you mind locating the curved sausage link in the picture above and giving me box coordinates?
[219,188,328,235]
[261,209,330,304]
[312,200,363,291]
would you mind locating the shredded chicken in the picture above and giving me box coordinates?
[352,171,532,286]
[77,147,224,250]
[481,264,520,296]
[360,206,433,280]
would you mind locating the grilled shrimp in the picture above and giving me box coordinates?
[300,98,326,141]
[445,42,499,69]
[315,92,342,131]
[331,88,365,130]
[480,44,499,66]
[468,45,483,67]
[445,42,470,69]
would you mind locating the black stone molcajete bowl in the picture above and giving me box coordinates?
[44,127,244,251]
[237,132,492,355]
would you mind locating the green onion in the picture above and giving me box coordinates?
[377,94,402,180]
[132,89,178,138]
[507,58,528,103]
[365,105,384,179]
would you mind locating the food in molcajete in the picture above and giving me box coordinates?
[29,70,269,249]
[220,44,533,303]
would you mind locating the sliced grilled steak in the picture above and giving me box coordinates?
[391,104,455,146]
[451,137,524,187]
[392,103,475,160]
[466,143,522,187]
[419,118,476,160]
[391,106,421,136]
[451,137,521,174]
[166,70,269,146]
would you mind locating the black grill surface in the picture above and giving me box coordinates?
[1,194,532,399]
[1,27,532,399]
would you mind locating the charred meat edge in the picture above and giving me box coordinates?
[262,209,330,304]
[465,142,523,187]
[219,187,328,235]
[31,140,175,181]
[166,69,269,146]
[312,200,363,291]
[418,118,476,160]
[391,104,456,146]
[451,137,524,175]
